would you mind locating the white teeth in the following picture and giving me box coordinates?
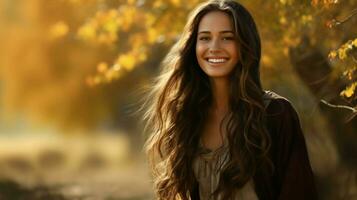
[207,58,227,63]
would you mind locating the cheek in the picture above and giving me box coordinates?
[230,45,240,62]
[195,43,204,57]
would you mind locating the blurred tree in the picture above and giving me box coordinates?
[0,0,355,153]
[0,0,203,131]
[0,0,356,198]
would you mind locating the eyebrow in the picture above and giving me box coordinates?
[198,30,234,34]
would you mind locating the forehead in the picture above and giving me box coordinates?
[198,11,234,32]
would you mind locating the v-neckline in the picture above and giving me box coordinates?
[198,136,228,155]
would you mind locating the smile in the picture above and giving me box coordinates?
[206,58,228,63]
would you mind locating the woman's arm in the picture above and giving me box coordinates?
[271,98,318,200]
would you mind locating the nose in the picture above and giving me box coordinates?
[209,39,221,53]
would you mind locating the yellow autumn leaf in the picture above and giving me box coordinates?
[97,62,108,73]
[328,50,337,59]
[105,69,122,82]
[93,76,103,85]
[120,6,136,31]
[352,38,357,47]
[147,28,159,44]
[97,33,116,45]
[340,82,357,98]
[108,9,118,18]
[279,16,287,25]
[117,54,136,71]
[127,0,135,5]
[49,21,69,39]
[262,55,273,68]
[129,33,145,49]
[112,64,121,71]
[99,9,119,34]
[170,0,180,7]
[338,49,347,60]
[103,18,119,34]
[145,13,156,27]
[77,23,97,40]
[280,0,287,5]
[153,0,164,8]
[95,10,106,23]
[301,15,313,24]
[342,66,356,80]
[138,51,148,62]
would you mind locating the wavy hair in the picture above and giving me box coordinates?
[144,0,273,199]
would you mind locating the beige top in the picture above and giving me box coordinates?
[192,139,259,200]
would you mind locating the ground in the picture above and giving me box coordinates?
[0,134,154,200]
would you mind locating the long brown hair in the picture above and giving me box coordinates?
[144,0,272,199]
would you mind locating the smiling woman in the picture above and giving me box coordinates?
[144,0,318,200]
[196,11,239,79]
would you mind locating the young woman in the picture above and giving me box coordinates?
[144,0,318,199]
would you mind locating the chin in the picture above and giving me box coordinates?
[205,74,231,80]
[204,69,234,79]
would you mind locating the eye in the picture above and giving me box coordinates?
[198,36,210,41]
[222,36,235,41]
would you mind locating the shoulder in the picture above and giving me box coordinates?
[262,90,297,117]
[259,92,318,199]
[262,90,302,135]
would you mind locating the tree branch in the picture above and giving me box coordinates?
[320,99,357,122]
[330,8,357,27]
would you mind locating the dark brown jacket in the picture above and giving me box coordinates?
[191,91,318,200]
[253,92,318,199]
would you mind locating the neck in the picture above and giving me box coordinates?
[210,77,230,114]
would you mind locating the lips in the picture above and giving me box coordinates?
[206,57,228,64]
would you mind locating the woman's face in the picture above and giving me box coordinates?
[196,11,239,80]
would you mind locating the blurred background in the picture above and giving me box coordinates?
[0,0,356,199]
